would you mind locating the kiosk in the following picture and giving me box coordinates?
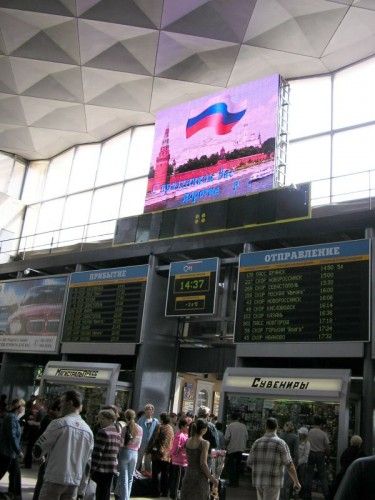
[40,361,132,425]
[220,367,351,471]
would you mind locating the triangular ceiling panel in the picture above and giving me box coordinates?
[0,57,18,93]
[32,104,87,132]
[22,71,83,102]
[0,9,41,53]
[162,0,257,43]
[0,0,75,16]
[0,94,27,125]
[244,0,348,57]
[88,78,153,110]
[9,57,77,93]
[0,126,34,152]
[12,31,77,64]
[157,45,239,86]
[20,95,79,125]
[44,20,80,64]
[85,42,151,74]
[81,0,157,28]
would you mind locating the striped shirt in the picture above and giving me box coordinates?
[248,432,292,488]
[91,424,122,474]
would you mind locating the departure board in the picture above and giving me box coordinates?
[166,258,219,316]
[63,265,148,343]
[235,240,370,343]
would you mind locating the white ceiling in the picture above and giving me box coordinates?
[0,0,374,160]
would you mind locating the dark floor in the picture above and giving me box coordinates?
[0,466,325,499]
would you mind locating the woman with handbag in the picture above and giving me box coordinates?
[117,409,143,500]
[148,412,174,497]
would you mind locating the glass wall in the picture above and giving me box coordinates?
[19,125,154,253]
[4,55,375,256]
[0,152,26,262]
[288,57,375,206]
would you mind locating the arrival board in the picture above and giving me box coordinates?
[235,240,370,343]
[63,265,148,343]
[166,258,219,316]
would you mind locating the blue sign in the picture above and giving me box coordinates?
[240,239,370,269]
[70,264,149,285]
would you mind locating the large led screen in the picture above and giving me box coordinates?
[0,276,68,353]
[145,75,281,212]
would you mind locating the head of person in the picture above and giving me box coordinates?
[350,435,363,448]
[231,412,240,421]
[103,404,120,419]
[313,415,322,427]
[284,421,295,433]
[178,417,189,433]
[48,399,61,418]
[125,409,136,423]
[191,418,208,437]
[144,403,154,419]
[298,427,309,440]
[215,422,223,431]
[266,417,278,433]
[60,390,83,416]
[197,406,210,419]
[11,398,25,416]
[160,412,171,425]
[97,409,116,428]
[170,412,177,424]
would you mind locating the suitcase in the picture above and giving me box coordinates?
[130,471,154,497]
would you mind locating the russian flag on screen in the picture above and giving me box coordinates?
[186,102,246,138]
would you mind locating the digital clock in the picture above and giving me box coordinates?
[166,258,219,316]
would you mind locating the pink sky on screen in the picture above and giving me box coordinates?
[151,74,280,167]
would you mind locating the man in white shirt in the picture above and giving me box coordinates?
[224,412,248,487]
[33,390,94,500]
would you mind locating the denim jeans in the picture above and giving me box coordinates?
[118,448,138,500]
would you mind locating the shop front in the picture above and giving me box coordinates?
[40,361,131,425]
[220,367,351,472]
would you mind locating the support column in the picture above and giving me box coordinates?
[132,255,179,415]
[362,228,374,454]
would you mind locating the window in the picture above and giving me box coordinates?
[289,76,331,139]
[95,132,130,186]
[68,144,100,193]
[86,184,122,242]
[7,160,25,199]
[34,199,65,249]
[0,153,14,194]
[333,58,375,129]
[43,150,73,200]
[125,125,154,179]
[59,192,92,246]
[22,160,49,204]
[119,177,148,217]
[332,125,375,177]
[286,135,331,185]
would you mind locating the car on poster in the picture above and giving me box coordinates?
[0,276,68,352]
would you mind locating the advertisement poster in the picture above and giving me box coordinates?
[0,276,68,353]
[145,74,280,212]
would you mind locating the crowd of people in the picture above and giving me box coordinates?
[0,392,373,500]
